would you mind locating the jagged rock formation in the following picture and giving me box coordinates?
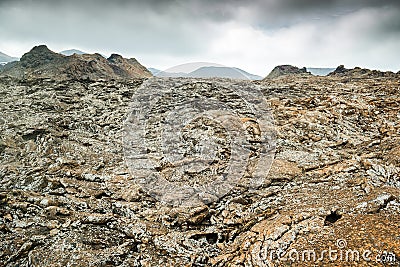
[328,65,397,78]
[0,45,152,80]
[265,65,311,79]
[0,74,399,266]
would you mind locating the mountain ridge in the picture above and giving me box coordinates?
[154,66,262,80]
[60,49,87,56]
[0,51,19,64]
[0,45,152,80]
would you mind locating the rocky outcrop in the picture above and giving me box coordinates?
[265,64,311,79]
[0,45,152,80]
[328,65,397,78]
[107,54,152,79]
[0,75,399,266]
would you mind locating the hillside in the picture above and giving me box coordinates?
[0,45,152,80]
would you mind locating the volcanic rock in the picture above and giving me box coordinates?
[0,73,399,266]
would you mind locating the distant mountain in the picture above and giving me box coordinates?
[265,65,311,79]
[306,67,335,76]
[60,49,87,56]
[156,71,189,78]
[148,68,161,75]
[154,66,262,80]
[0,51,19,64]
[187,66,262,80]
[0,45,152,80]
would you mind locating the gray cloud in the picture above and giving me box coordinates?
[0,0,218,55]
[3,0,398,28]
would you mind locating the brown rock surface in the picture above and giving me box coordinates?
[0,74,399,266]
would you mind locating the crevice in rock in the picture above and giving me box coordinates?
[189,232,219,244]
[21,129,47,141]
[324,211,342,225]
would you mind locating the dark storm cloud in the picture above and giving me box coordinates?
[1,0,399,33]
[0,0,218,55]
[229,0,400,28]
[3,0,397,24]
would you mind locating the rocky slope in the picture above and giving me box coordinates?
[0,45,152,80]
[265,65,311,79]
[0,74,399,266]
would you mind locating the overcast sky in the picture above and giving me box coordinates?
[0,0,399,75]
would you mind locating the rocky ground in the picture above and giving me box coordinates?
[0,74,399,266]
